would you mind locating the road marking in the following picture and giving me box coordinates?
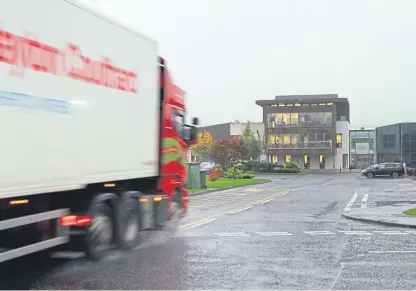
[227,206,253,214]
[344,192,358,212]
[181,190,290,231]
[339,231,372,235]
[255,232,293,236]
[373,231,407,235]
[291,188,299,192]
[261,199,274,204]
[244,188,263,192]
[361,194,369,208]
[304,231,335,235]
[178,216,218,232]
[214,232,250,237]
[369,250,416,254]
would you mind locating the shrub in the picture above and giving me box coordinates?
[208,168,222,181]
[285,162,299,169]
[271,167,300,173]
[226,166,244,179]
[242,174,255,179]
[234,163,248,172]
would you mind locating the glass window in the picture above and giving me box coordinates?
[323,112,332,126]
[336,134,342,148]
[282,113,290,125]
[383,134,395,148]
[267,114,275,128]
[268,135,282,145]
[299,113,308,126]
[290,113,299,125]
[173,111,185,140]
[272,155,278,164]
[368,131,375,138]
[350,131,356,138]
[356,131,369,138]
[283,134,291,145]
[285,155,292,163]
[276,113,283,124]
[291,134,299,144]
[325,133,332,141]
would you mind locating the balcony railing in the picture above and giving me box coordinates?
[268,122,332,129]
[267,141,332,150]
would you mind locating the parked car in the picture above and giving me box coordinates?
[361,162,405,179]
[200,162,216,173]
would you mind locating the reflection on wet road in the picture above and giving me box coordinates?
[2,174,416,289]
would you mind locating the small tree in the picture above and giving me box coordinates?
[189,130,213,161]
[211,137,248,167]
[241,121,264,169]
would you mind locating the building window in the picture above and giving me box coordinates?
[383,134,395,148]
[267,112,332,128]
[336,133,342,148]
[285,155,291,163]
[272,155,278,164]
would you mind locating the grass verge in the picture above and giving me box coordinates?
[206,178,268,188]
[188,189,206,193]
[404,208,416,216]
[187,177,269,194]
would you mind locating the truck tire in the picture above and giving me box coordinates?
[85,201,114,260]
[118,196,141,250]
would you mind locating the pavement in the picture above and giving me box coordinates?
[2,173,416,289]
[342,177,416,228]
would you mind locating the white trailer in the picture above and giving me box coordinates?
[0,0,198,263]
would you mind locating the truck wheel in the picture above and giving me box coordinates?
[118,197,141,250]
[85,201,114,260]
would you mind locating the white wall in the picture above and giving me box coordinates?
[334,121,350,169]
[230,122,264,140]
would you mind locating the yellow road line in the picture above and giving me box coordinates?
[179,190,289,232]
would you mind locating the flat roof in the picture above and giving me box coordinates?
[256,97,349,106]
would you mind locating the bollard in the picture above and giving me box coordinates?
[340,166,341,172]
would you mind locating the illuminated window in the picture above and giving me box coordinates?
[336,133,342,148]
[272,155,278,164]
[285,155,292,163]
[282,113,290,124]
[290,113,299,125]
[283,135,291,145]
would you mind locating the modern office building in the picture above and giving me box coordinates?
[375,122,416,167]
[349,128,376,169]
[256,94,350,169]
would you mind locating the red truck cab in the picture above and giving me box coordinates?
[158,57,197,216]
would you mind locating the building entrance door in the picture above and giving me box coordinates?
[343,154,348,169]
[319,155,326,169]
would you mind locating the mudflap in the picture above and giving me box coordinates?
[138,195,168,230]
[153,196,168,228]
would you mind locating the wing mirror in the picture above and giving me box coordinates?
[192,117,199,126]
[190,125,198,142]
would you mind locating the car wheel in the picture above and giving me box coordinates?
[391,172,399,179]
[367,172,374,179]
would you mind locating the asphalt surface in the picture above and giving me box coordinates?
[1,173,416,289]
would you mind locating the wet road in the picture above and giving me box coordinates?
[1,173,416,289]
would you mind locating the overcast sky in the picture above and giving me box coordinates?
[82,0,416,128]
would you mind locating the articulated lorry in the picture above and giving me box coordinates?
[0,0,198,263]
